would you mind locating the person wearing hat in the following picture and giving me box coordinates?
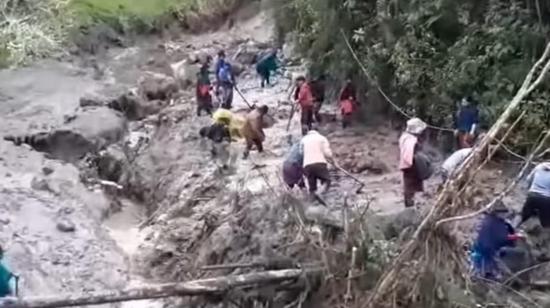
[470,201,523,280]
[518,162,550,228]
[399,118,429,208]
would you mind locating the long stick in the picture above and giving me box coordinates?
[8,269,315,308]
[234,85,253,109]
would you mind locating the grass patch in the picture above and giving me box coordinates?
[69,0,199,32]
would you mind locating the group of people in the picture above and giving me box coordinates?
[195,50,237,116]
[293,76,359,134]
[397,99,550,282]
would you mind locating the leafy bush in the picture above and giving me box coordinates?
[274,0,550,153]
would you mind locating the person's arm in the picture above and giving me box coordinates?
[323,137,333,162]
[470,108,479,135]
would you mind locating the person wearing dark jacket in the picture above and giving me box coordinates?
[310,75,326,123]
[199,122,233,169]
[256,49,278,88]
[340,79,357,101]
[471,202,522,280]
[455,96,479,149]
[196,63,213,116]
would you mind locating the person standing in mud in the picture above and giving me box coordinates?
[454,96,479,149]
[241,105,269,159]
[199,120,234,169]
[310,75,326,123]
[196,58,213,116]
[283,140,305,190]
[302,126,334,196]
[295,76,314,135]
[399,118,430,208]
[256,49,279,88]
[518,162,550,229]
[215,50,236,109]
[470,201,523,280]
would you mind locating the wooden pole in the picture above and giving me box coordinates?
[6,269,314,308]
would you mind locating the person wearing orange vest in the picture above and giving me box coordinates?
[295,76,314,135]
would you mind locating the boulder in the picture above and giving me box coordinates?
[79,93,108,108]
[5,107,126,162]
[371,208,422,240]
[56,218,76,233]
[109,92,168,120]
[97,145,126,183]
[234,41,262,65]
[170,60,198,89]
[138,72,179,101]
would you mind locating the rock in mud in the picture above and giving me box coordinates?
[371,208,422,240]
[171,59,198,89]
[42,166,54,176]
[234,41,262,65]
[31,177,51,192]
[56,218,76,233]
[4,107,126,162]
[97,145,126,183]
[79,93,108,108]
[138,72,179,101]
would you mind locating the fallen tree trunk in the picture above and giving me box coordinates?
[5,269,315,308]
[367,42,550,306]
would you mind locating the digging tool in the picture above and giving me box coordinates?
[286,104,297,145]
[234,85,253,109]
[331,163,366,193]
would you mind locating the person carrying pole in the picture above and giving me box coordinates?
[302,126,335,196]
[215,50,236,109]
[294,76,314,135]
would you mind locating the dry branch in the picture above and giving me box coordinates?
[7,269,317,308]
[367,42,550,306]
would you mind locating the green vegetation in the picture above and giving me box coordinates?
[0,0,242,66]
[273,0,550,153]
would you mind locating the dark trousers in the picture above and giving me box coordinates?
[196,95,213,116]
[342,112,352,128]
[300,107,313,135]
[219,84,233,109]
[304,163,330,193]
[258,68,270,88]
[521,192,550,227]
[313,100,323,123]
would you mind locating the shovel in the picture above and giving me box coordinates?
[234,85,254,109]
[331,163,366,194]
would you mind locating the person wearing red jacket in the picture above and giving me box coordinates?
[295,76,314,135]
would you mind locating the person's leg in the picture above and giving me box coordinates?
[314,101,322,123]
[537,195,550,228]
[218,141,230,168]
[306,108,313,131]
[226,86,234,109]
[315,163,331,193]
[300,110,309,136]
[254,138,264,153]
[243,138,253,159]
[304,165,318,193]
[519,193,538,227]
[403,170,415,208]
[265,70,271,86]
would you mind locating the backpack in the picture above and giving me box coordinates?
[218,63,232,83]
[414,151,433,180]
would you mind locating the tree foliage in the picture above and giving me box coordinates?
[274,0,550,153]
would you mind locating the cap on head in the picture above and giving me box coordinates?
[259,105,269,114]
[405,117,427,135]
[218,50,226,57]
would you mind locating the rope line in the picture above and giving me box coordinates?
[339,28,538,163]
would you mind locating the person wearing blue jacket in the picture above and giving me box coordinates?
[0,246,14,298]
[282,141,305,189]
[471,201,522,280]
[455,96,479,149]
[256,49,278,88]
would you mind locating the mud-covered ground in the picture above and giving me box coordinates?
[0,3,538,308]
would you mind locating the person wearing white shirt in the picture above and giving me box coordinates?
[302,129,334,194]
[441,147,473,181]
